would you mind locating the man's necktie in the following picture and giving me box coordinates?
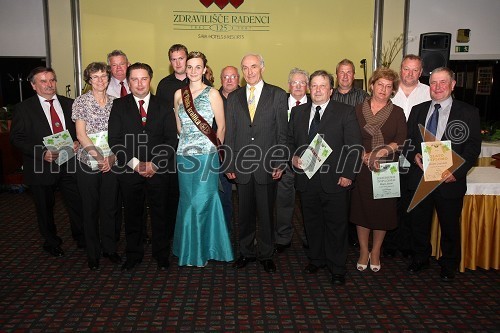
[248,86,256,122]
[426,103,441,137]
[139,100,147,126]
[308,105,321,143]
[295,100,301,106]
[120,81,127,97]
[45,99,63,134]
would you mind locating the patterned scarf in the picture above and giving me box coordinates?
[362,97,393,151]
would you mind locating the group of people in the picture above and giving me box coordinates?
[10,44,481,285]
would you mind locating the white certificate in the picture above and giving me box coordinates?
[421,140,453,182]
[300,134,333,179]
[87,131,112,170]
[371,162,400,199]
[43,130,74,166]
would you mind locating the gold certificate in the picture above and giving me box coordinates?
[421,140,452,182]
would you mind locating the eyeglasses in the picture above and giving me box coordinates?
[290,80,307,87]
[222,75,239,80]
[90,75,108,81]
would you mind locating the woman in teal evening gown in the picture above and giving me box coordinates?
[172,51,233,267]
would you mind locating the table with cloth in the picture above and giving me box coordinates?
[431,166,500,272]
[477,141,500,166]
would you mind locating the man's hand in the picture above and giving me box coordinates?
[338,177,352,188]
[73,141,79,153]
[292,156,303,169]
[441,169,457,183]
[226,172,236,180]
[272,168,283,180]
[43,149,59,162]
[135,161,158,177]
[414,153,424,170]
[98,155,115,173]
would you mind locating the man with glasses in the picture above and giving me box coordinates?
[217,66,241,232]
[275,68,311,254]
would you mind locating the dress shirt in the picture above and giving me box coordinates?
[106,76,130,98]
[308,101,329,128]
[392,82,431,120]
[127,93,154,170]
[37,94,66,132]
[246,80,264,108]
[287,94,308,121]
[424,96,452,140]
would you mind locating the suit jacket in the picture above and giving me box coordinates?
[287,100,362,193]
[108,93,178,183]
[225,82,288,184]
[406,99,481,198]
[10,94,76,185]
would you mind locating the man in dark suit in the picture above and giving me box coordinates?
[274,67,311,254]
[225,53,288,273]
[108,63,177,271]
[406,67,481,281]
[216,65,240,231]
[10,66,84,257]
[288,70,362,285]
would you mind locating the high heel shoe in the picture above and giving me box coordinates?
[370,256,381,272]
[356,253,371,272]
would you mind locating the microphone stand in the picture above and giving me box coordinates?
[360,59,367,91]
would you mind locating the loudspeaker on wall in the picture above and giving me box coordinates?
[419,32,452,76]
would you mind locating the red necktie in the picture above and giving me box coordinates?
[120,81,127,97]
[45,99,63,134]
[296,100,301,106]
[139,100,147,126]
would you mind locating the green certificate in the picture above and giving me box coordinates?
[87,131,112,170]
[300,134,333,179]
[43,130,75,166]
[371,162,400,199]
[421,140,452,182]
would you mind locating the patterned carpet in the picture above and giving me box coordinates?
[0,190,499,332]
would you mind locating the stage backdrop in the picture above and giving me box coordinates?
[80,0,375,91]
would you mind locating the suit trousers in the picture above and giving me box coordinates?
[77,162,119,260]
[300,174,348,275]
[237,174,276,259]
[29,169,84,248]
[219,171,233,232]
[410,190,463,271]
[119,175,171,262]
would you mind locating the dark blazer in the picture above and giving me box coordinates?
[225,82,288,184]
[108,93,178,183]
[288,100,362,193]
[406,99,481,198]
[10,94,76,185]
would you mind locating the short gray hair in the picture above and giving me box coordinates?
[288,68,310,84]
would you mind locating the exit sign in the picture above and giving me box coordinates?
[455,46,469,52]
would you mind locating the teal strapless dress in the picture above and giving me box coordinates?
[173,86,234,267]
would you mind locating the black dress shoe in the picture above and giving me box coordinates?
[400,249,414,258]
[407,260,430,273]
[157,258,170,271]
[121,258,142,271]
[383,248,397,258]
[275,243,291,254]
[43,245,64,257]
[331,274,346,285]
[233,255,256,269]
[260,259,276,273]
[303,263,325,274]
[103,252,122,264]
[88,259,100,270]
[440,268,456,282]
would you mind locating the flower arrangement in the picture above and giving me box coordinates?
[481,121,500,141]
